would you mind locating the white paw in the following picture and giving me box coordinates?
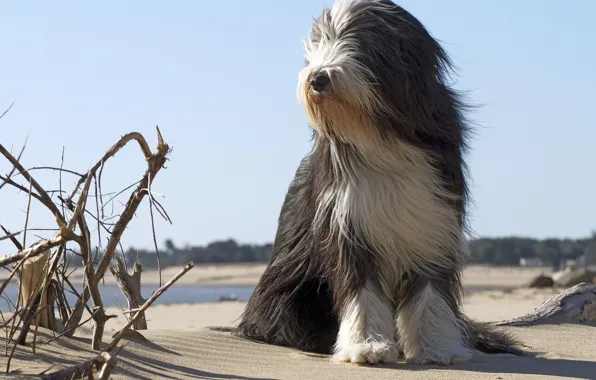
[333,342,398,365]
[407,344,473,366]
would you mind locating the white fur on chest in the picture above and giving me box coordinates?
[313,140,463,294]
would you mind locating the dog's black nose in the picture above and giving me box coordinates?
[310,72,331,93]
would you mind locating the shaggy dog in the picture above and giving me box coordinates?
[237,0,523,365]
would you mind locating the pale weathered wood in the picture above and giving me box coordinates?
[18,249,55,329]
[109,256,147,330]
[41,351,118,380]
[494,282,596,326]
[107,261,194,352]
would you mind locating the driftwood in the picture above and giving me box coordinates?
[494,282,596,326]
[1,120,172,360]
[17,249,54,330]
[109,256,147,330]
[107,261,194,352]
[64,128,171,342]
[1,107,193,376]
[41,351,118,380]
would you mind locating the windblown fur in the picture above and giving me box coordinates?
[237,0,524,365]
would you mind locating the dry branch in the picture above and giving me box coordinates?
[1,121,173,377]
[107,261,194,352]
[0,231,20,242]
[0,126,26,192]
[65,126,170,339]
[0,233,69,267]
[0,143,66,228]
[109,256,147,330]
[41,351,118,380]
[494,282,596,326]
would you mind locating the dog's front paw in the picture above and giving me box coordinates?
[406,344,473,366]
[333,341,398,365]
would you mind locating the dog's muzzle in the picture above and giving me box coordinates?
[310,72,331,93]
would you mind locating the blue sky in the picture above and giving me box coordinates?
[1,0,594,252]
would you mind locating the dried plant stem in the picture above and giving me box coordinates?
[106,261,193,352]
[0,142,66,227]
[0,126,26,192]
[41,351,118,380]
[0,231,21,242]
[21,179,34,249]
[147,173,162,286]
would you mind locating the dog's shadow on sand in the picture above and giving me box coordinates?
[305,352,596,379]
[220,326,596,380]
[384,354,596,379]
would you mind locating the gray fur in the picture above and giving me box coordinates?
[236,0,524,363]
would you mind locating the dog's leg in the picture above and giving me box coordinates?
[332,282,397,365]
[397,273,473,365]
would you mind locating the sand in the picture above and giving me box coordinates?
[21,263,547,288]
[3,265,595,379]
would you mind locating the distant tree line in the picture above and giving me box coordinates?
[123,239,274,268]
[468,235,596,267]
[68,234,596,269]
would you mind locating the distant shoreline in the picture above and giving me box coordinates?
[2,263,550,288]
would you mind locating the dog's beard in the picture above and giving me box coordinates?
[306,93,370,141]
[298,78,385,152]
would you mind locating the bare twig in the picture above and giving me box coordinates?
[107,261,193,351]
[146,173,162,286]
[44,308,99,345]
[41,351,118,380]
[0,231,20,242]
[0,101,14,120]
[0,142,67,228]
[21,179,34,250]
[99,180,141,215]
[18,166,86,178]
[58,147,67,225]
[0,225,23,257]
[93,174,102,247]
[0,133,26,192]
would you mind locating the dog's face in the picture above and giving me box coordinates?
[298,0,447,146]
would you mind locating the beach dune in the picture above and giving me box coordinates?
[3,265,595,379]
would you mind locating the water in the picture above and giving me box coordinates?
[0,284,508,314]
[0,284,255,313]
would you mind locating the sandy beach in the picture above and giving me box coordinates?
[3,265,595,379]
[7,262,549,288]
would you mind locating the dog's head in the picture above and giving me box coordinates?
[298,0,453,148]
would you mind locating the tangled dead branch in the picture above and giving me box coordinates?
[0,108,186,376]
